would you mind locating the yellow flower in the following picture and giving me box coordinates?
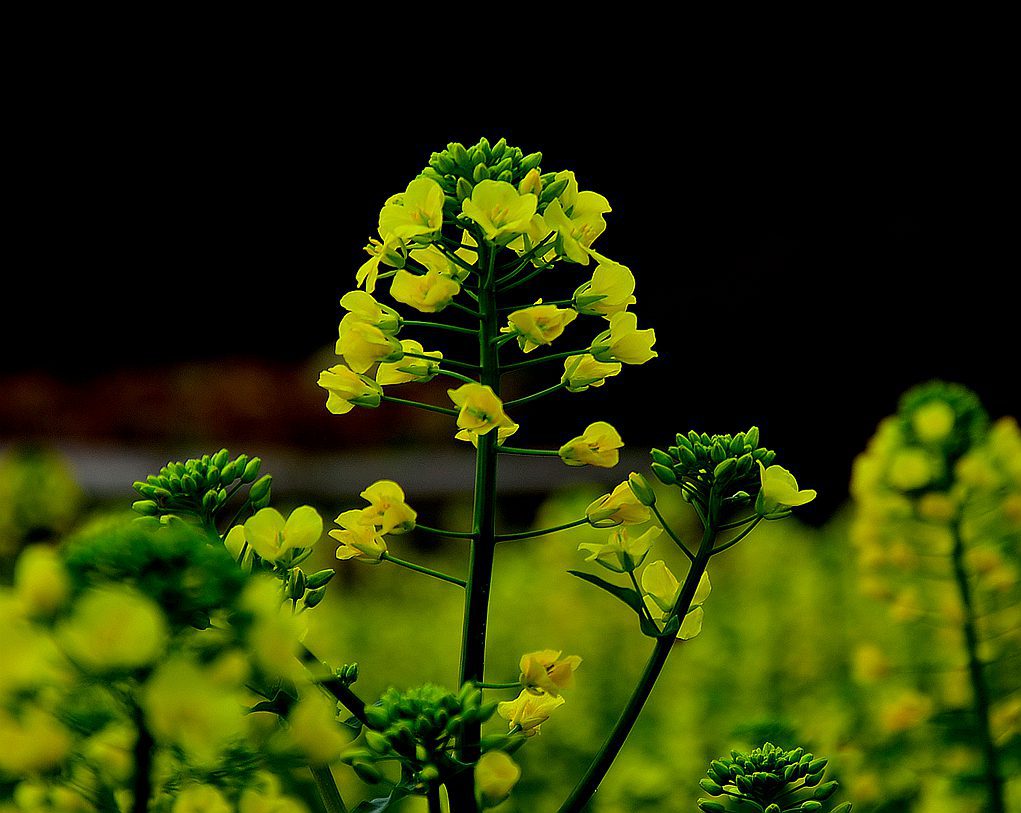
[448,383,516,437]
[911,400,956,443]
[506,213,557,266]
[559,421,623,468]
[376,340,442,385]
[590,312,657,365]
[237,506,322,563]
[58,585,168,672]
[852,644,890,684]
[475,751,521,805]
[336,316,403,374]
[518,649,582,696]
[562,354,622,392]
[286,691,350,764]
[455,421,520,448]
[240,578,307,680]
[497,689,565,736]
[0,706,71,775]
[413,243,471,282]
[573,255,636,317]
[359,480,417,534]
[755,461,817,515]
[502,300,578,353]
[579,526,659,573]
[461,180,538,244]
[14,544,70,616]
[317,364,383,414]
[339,290,401,334]
[586,480,652,527]
[518,168,542,197]
[330,509,388,563]
[641,561,711,640]
[887,448,933,490]
[355,232,403,294]
[880,690,933,733]
[542,171,611,264]
[172,785,233,813]
[389,269,461,313]
[378,177,444,242]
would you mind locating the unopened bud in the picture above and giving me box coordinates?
[132,500,159,516]
[249,475,272,504]
[627,472,657,506]
[651,462,676,485]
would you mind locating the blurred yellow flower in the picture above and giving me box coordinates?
[0,706,71,775]
[879,690,933,733]
[448,383,515,438]
[389,269,461,313]
[756,462,817,515]
[330,509,388,563]
[475,750,521,805]
[590,312,657,365]
[559,421,623,468]
[911,400,956,443]
[376,340,442,386]
[497,689,565,736]
[237,506,322,563]
[573,256,636,317]
[378,177,444,241]
[562,354,622,392]
[14,544,69,616]
[579,526,659,573]
[58,585,168,672]
[336,316,403,374]
[285,691,350,764]
[359,480,417,534]
[317,364,382,414]
[851,644,891,684]
[586,480,652,527]
[519,649,582,696]
[461,180,538,244]
[502,300,578,353]
[172,785,233,813]
[887,448,934,491]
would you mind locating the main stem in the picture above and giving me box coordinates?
[451,244,501,812]
[949,518,1005,813]
[558,493,720,813]
[131,703,153,813]
[310,765,348,813]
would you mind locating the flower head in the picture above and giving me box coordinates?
[339,290,400,334]
[559,421,623,468]
[412,243,471,282]
[579,526,659,573]
[461,180,538,245]
[586,480,653,527]
[378,177,444,242]
[502,300,578,353]
[330,509,388,563]
[756,461,817,516]
[475,751,521,806]
[317,364,383,414]
[376,340,442,386]
[573,256,636,317]
[542,171,611,264]
[336,316,403,374]
[448,383,516,438]
[389,269,461,313]
[496,689,565,736]
[356,232,403,294]
[641,561,711,640]
[518,649,582,696]
[456,421,520,448]
[59,585,168,672]
[359,480,416,535]
[562,354,622,392]
[236,506,322,563]
[590,312,657,365]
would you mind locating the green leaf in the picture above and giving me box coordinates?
[352,784,414,812]
[568,570,644,614]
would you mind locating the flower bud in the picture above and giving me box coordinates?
[132,500,159,516]
[627,472,657,506]
[697,802,726,813]
[306,569,336,589]
[651,462,676,485]
[242,458,262,483]
[249,475,272,504]
[698,778,722,795]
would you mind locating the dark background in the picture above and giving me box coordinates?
[4,77,1014,521]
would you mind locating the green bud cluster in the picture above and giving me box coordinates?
[131,448,269,524]
[650,427,774,501]
[697,742,850,812]
[62,518,246,630]
[421,137,565,221]
[347,683,498,790]
[284,566,334,610]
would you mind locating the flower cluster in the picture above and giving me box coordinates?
[330,480,416,563]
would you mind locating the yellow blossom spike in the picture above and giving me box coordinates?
[461,180,538,245]
[573,257,637,318]
[502,300,578,353]
[378,177,444,241]
[359,480,417,535]
[559,421,623,468]
[389,268,461,313]
[448,383,516,437]
[376,340,442,386]
[317,364,383,414]
[755,461,817,515]
[476,750,522,806]
[562,354,622,393]
[330,509,388,563]
[243,506,322,563]
[590,312,657,365]
[579,526,659,573]
[496,689,565,736]
[585,480,652,527]
[336,315,403,374]
[518,649,582,696]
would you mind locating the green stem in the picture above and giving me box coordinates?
[499,262,554,292]
[416,524,478,540]
[950,517,1006,813]
[497,446,560,457]
[435,368,479,385]
[402,319,479,336]
[438,245,481,280]
[499,298,573,312]
[476,681,521,690]
[495,518,588,542]
[130,703,153,813]
[628,571,656,626]
[559,491,720,813]
[651,503,695,562]
[404,352,481,371]
[450,300,482,318]
[382,552,466,587]
[381,395,459,417]
[298,644,368,725]
[501,348,589,371]
[504,381,569,409]
[711,517,763,555]
[310,765,348,813]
